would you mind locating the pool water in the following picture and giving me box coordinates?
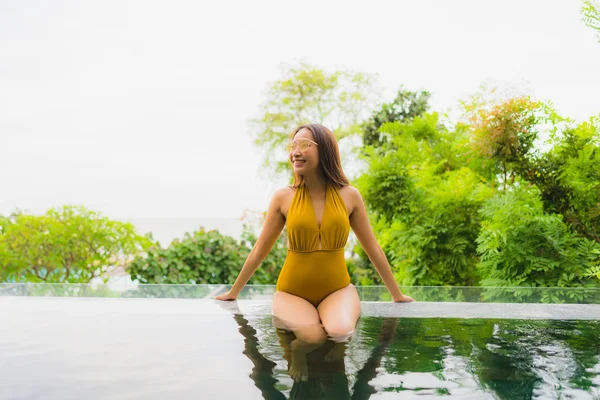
[1,297,599,399]
[241,315,600,399]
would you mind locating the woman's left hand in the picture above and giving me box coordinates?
[393,294,415,303]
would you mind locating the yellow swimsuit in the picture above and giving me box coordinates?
[275,181,351,307]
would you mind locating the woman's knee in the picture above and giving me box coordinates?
[322,322,356,342]
[273,315,328,345]
[317,285,361,341]
[294,324,328,345]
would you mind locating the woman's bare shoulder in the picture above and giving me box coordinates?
[340,184,362,199]
[339,185,363,212]
[271,186,295,202]
[274,185,295,195]
[270,186,296,217]
[341,184,360,193]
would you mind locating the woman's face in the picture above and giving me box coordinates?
[290,128,319,175]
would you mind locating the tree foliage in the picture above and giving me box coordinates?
[128,228,247,284]
[476,183,600,295]
[464,96,555,190]
[525,115,600,245]
[0,206,152,283]
[250,62,380,177]
[361,86,431,149]
[356,113,491,286]
[128,212,288,285]
[356,92,600,291]
[581,0,600,42]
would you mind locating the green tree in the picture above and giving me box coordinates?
[476,183,600,301]
[250,61,380,177]
[355,93,599,289]
[532,116,600,244]
[361,86,431,149]
[581,0,600,42]
[466,96,547,190]
[356,113,491,286]
[0,205,152,283]
[518,114,600,283]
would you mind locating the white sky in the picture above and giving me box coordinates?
[2,0,600,241]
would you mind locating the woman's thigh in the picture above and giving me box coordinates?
[317,284,361,340]
[272,291,327,344]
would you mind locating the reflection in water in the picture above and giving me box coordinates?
[217,302,600,399]
[219,301,398,399]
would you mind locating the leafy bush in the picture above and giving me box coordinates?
[388,168,492,286]
[128,218,288,285]
[346,254,382,286]
[128,228,246,284]
[357,113,490,286]
[526,116,600,243]
[355,95,600,290]
[361,86,431,149]
[476,184,600,295]
[0,205,152,283]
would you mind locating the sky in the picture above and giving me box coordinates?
[1,0,599,243]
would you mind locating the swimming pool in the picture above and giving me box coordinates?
[1,284,599,399]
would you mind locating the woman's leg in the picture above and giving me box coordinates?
[272,291,328,381]
[272,291,327,343]
[317,284,361,342]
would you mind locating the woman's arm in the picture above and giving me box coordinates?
[215,188,287,300]
[348,187,413,302]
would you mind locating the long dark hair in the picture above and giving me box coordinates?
[289,124,350,190]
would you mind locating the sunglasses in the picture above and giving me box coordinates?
[286,139,318,152]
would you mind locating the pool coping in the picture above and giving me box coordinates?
[3,296,600,320]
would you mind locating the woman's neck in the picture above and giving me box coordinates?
[302,173,327,193]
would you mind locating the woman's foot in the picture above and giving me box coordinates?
[288,339,310,382]
[324,341,346,363]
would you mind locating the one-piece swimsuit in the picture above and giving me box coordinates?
[275,181,351,307]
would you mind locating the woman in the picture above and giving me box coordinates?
[215,123,413,381]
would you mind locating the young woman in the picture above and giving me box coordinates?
[215,124,413,380]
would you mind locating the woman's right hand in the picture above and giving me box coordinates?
[393,294,415,303]
[214,290,238,301]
